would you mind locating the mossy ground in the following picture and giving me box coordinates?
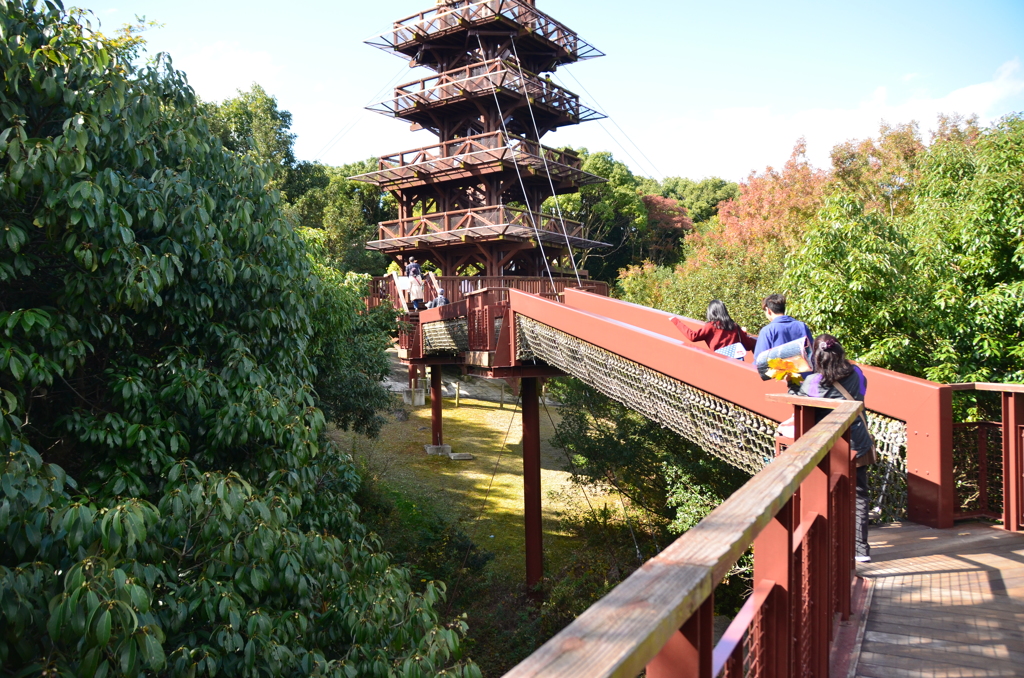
[331,392,593,583]
[331,390,653,675]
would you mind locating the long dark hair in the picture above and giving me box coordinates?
[812,334,854,387]
[706,299,737,332]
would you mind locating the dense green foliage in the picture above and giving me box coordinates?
[301,229,395,435]
[289,160,394,275]
[203,84,296,194]
[788,114,1024,384]
[0,3,476,676]
[652,176,738,225]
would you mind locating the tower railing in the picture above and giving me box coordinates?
[349,131,604,189]
[367,59,604,124]
[372,204,585,243]
[366,0,604,63]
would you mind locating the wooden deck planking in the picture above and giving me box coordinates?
[855,521,1024,678]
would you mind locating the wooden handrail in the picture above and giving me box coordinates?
[765,393,859,409]
[949,382,1024,393]
[502,400,862,677]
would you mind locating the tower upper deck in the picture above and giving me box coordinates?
[366,0,603,73]
[367,59,604,138]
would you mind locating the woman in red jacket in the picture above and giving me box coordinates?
[670,300,757,357]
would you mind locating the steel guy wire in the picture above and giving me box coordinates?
[559,69,666,180]
[475,34,557,293]
[509,37,582,287]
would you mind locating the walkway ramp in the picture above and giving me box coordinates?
[857,521,1024,677]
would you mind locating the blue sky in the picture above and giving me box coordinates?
[77,0,1024,181]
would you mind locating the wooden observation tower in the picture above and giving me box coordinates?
[356,0,609,284]
[356,0,613,586]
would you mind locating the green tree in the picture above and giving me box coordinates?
[205,84,296,190]
[549,150,647,282]
[300,229,395,434]
[788,114,1024,385]
[655,176,738,224]
[290,159,394,275]
[0,3,477,676]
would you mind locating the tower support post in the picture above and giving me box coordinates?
[431,366,443,446]
[522,376,543,587]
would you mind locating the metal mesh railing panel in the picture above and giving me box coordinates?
[515,315,777,474]
[422,318,470,354]
[866,412,908,522]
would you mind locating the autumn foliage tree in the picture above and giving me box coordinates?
[619,139,828,330]
[639,194,692,265]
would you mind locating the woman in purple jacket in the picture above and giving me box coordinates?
[799,334,873,562]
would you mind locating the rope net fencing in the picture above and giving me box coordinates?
[515,315,777,474]
[867,412,908,522]
[422,318,470,353]
[514,314,910,519]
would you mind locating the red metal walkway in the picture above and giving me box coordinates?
[391,284,1024,676]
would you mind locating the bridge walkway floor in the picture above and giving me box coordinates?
[854,521,1024,677]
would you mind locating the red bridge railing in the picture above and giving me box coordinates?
[503,397,863,677]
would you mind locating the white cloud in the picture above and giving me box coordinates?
[615,58,1024,181]
[172,41,284,103]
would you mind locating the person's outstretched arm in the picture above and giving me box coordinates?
[669,317,711,344]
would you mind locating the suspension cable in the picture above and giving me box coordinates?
[509,37,583,287]
[475,34,557,293]
[445,392,522,610]
[557,69,666,180]
[314,63,411,161]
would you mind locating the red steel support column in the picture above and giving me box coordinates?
[646,595,713,678]
[829,432,854,622]
[1002,392,1024,531]
[522,376,543,587]
[905,386,954,528]
[431,366,443,446]
[754,501,793,678]
[800,441,830,674]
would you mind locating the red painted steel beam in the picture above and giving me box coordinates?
[646,596,713,678]
[522,376,544,587]
[562,287,732,355]
[431,366,443,446]
[1002,392,1024,531]
[509,289,792,422]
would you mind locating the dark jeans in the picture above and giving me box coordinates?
[856,466,870,558]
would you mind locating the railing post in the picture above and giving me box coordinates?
[754,500,793,677]
[829,432,854,622]
[646,595,713,678]
[978,423,989,515]
[1002,392,1024,531]
[522,377,543,587]
[906,385,954,528]
[802,448,831,673]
